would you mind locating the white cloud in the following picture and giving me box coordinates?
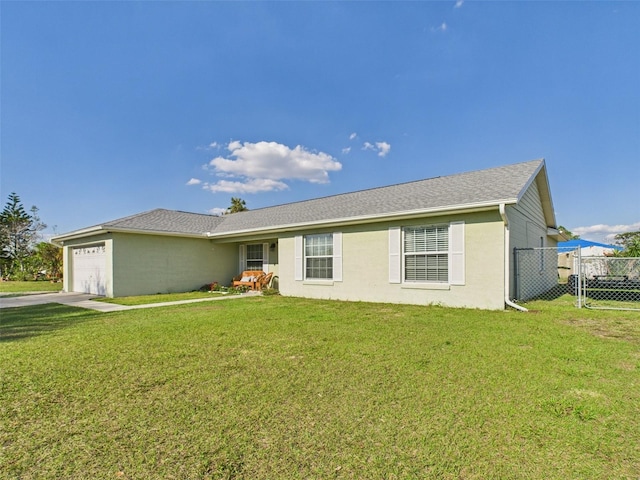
[207,207,227,216]
[186,178,202,186]
[454,0,464,8]
[342,147,352,154]
[227,140,242,151]
[205,141,342,192]
[204,178,289,194]
[572,221,640,243]
[199,139,343,194]
[349,132,357,140]
[362,141,391,157]
[375,141,391,157]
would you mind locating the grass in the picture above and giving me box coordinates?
[1,296,639,479]
[0,280,62,294]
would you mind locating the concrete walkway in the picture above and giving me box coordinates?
[0,291,261,312]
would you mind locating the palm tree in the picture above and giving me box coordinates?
[227,197,248,214]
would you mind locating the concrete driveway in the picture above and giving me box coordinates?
[0,291,261,312]
[0,292,132,312]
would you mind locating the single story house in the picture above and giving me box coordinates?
[52,159,563,310]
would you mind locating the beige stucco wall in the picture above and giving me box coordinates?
[62,233,280,297]
[111,233,237,297]
[278,211,506,310]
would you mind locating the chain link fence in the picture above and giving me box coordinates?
[513,246,575,304]
[577,255,640,310]
[513,247,640,311]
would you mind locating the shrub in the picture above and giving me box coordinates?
[199,282,220,292]
[261,287,280,296]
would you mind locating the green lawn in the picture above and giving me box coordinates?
[0,280,62,293]
[1,296,639,479]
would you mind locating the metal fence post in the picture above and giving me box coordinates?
[577,248,582,308]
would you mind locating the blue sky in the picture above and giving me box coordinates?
[2,1,638,244]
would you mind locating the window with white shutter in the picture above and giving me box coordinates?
[389,222,465,285]
[295,233,342,281]
[404,225,449,282]
[305,233,333,279]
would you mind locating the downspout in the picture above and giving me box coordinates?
[500,203,528,312]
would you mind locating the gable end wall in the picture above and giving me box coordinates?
[506,176,558,300]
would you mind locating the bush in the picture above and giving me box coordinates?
[199,282,222,292]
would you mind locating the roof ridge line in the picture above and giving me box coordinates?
[233,158,545,215]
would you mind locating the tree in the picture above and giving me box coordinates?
[558,225,579,240]
[613,231,640,257]
[226,197,248,214]
[0,193,46,279]
[33,241,63,280]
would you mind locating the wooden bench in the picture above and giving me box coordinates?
[232,270,271,290]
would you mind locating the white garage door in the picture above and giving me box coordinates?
[72,244,107,295]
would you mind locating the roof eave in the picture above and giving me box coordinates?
[207,200,516,240]
[51,226,209,245]
[547,227,566,241]
[51,226,107,245]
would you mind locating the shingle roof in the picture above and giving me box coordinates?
[211,159,545,235]
[54,159,547,241]
[93,209,223,236]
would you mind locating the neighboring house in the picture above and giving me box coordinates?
[557,239,623,280]
[52,159,563,310]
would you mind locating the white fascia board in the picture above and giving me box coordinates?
[514,158,545,202]
[51,226,208,245]
[539,173,557,228]
[206,200,517,240]
[514,159,558,228]
[51,226,107,245]
[547,227,566,241]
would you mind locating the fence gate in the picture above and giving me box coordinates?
[578,255,640,311]
[513,247,640,312]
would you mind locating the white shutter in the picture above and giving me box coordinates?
[239,245,247,272]
[262,243,269,272]
[449,221,465,285]
[389,227,401,283]
[294,235,303,281]
[333,232,342,281]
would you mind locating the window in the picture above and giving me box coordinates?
[404,226,449,282]
[294,232,342,281]
[239,243,268,272]
[305,233,333,279]
[388,222,465,286]
[246,244,264,270]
